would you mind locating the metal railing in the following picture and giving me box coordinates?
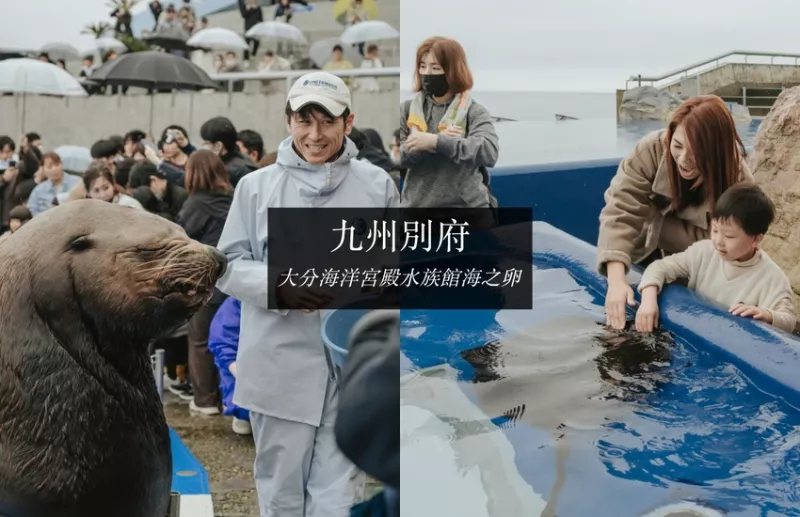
[626,50,800,89]
[210,66,402,95]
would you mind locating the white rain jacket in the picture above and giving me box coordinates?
[216,135,400,425]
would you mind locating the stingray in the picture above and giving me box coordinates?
[403,315,678,516]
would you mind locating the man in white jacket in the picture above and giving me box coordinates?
[215,71,400,517]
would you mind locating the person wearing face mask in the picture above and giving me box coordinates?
[598,95,754,330]
[215,71,399,517]
[199,117,257,188]
[399,37,499,222]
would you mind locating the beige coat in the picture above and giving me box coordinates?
[597,129,753,275]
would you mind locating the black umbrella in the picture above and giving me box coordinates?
[0,52,25,61]
[90,51,216,90]
[90,51,218,133]
[142,35,192,52]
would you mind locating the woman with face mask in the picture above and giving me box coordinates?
[399,37,499,224]
[598,95,754,330]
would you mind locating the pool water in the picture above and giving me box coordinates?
[493,119,763,168]
[399,260,800,517]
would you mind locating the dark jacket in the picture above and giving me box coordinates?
[238,0,264,30]
[350,129,395,174]
[334,310,400,489]
[0,175,14,228]
[149,2,163,30]
[222,151,258,187]
[158,160,186,188]
[162,183,189,220]
[178,190,232,305]
[132,186,174,221]
[176,190,233,247]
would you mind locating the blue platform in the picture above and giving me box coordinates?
[170,428,211,495]
[169,426,215,516]
[393,158,800,516]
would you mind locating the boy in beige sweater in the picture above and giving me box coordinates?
[636,183,796,333]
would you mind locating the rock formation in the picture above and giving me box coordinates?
[618,86,684,122]
[749,86,800,314]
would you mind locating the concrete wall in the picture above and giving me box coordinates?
[664,63,800,96]
[0,89,399,151]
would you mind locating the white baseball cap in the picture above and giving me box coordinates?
[287,71,352,117]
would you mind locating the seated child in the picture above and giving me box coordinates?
[208,296,251,435]
[636,183,795,333]
[0,205,33,244]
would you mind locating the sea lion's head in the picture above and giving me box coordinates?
[0,200,227,347]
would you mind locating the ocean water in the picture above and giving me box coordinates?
[402,91,763,168]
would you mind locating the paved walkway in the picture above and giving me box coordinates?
[165,393,383,516]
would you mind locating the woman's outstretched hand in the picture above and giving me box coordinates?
[606,279,636,329]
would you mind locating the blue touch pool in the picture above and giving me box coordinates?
[395,222,800,517]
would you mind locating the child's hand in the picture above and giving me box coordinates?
[635,286,659,333]
[229,362,237,377]
[729,303,773,323]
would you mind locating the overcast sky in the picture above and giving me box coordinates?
[1,0,126,54]
[400,0,800,92]
[5,0,800,93]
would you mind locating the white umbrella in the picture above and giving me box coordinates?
[245,21,307,45]
[0,58,87,134]
[54,145,92,173]
[340,21,399,44]
[40,42,81,60]
[93,37,128,54]
[309,37,363,68]
[0,58,87,96]
[187,27,248,51]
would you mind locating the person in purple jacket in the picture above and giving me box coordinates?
[208,296,251,435]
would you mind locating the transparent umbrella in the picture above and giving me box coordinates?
[187,27,248,52]
[54,145,92,174]
[39,42,82,61]
[0,58,87,133]
[340,21,399,44]
[245,21,307,45]
[92,37,129,54]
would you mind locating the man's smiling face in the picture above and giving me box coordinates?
[287,105,354,165]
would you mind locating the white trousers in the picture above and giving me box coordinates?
[250,377,366,517]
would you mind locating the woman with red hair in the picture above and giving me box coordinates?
[399,36,499,224]
[598,95,754,329]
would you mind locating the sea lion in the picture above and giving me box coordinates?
[0,199,227,517]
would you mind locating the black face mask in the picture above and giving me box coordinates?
[421,74,449,97]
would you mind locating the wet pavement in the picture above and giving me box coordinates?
[164,393,382,516]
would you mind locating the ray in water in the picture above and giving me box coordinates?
[593,320,676,401]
